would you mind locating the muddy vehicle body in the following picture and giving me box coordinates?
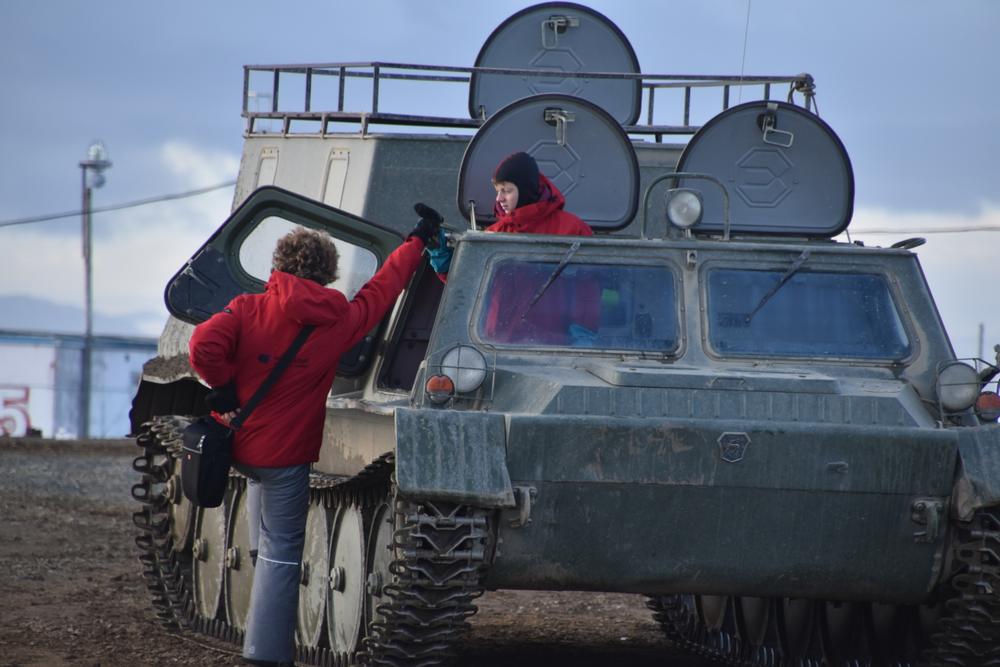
[130,3,1000,665]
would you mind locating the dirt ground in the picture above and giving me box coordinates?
[0,439,708,667]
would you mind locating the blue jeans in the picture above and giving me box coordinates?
[235,463,310,663]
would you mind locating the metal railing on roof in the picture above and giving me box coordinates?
[242,61,816,140]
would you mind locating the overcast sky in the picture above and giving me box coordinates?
[1,0,998,360]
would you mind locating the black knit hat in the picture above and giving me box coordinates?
[493,152,540,207]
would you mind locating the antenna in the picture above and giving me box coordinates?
[737,0,752,105]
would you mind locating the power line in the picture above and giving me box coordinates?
[848,226,1000,235]
[3,182,997,236]
[0,180,236,229]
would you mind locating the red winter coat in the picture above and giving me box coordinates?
[188,236,425,468]
[481,175,598,343]
[433,175,591,284]
[487,174,592,236]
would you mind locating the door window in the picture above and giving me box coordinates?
[238,216,378,298]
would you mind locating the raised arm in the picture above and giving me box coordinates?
[342,204,441,347]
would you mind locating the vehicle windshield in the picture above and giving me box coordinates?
[707,268,911,359]
[476,259,679,352]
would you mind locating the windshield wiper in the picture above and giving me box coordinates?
[521,241,581,320]
[744,249,810,324]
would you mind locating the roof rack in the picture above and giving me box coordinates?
[242,61,816,141]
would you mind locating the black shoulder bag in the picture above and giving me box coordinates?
[181,324,315,507]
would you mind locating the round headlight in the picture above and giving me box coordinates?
[441,345,487,394]
[938,362,980,412]
[665,188,704,229]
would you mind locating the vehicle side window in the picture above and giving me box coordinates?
[477,259,679,352]
[707,268,910,359]
[238,215,377,297]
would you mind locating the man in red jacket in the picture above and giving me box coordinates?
[188,209,439,667]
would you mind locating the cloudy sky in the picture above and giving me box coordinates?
[1,0,997,360]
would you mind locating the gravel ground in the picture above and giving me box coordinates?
[0,438,708,667]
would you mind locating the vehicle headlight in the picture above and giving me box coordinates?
[665,188,704,230]
[440,345,487,394]
[937,362,980,412]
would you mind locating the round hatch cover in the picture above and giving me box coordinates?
[675,101,854,237]
[469,2,641,125]
[457,93,639,231]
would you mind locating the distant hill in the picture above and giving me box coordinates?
[0,295,165,337]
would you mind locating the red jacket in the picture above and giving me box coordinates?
[188,236,425,467]
[433,175,591,284]
[480,176,597,343]
[487,174,592,236]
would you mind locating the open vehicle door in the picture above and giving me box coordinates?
[165,186,405,376]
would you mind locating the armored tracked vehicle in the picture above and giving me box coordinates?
[130,3,1000,665]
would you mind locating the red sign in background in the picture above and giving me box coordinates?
[0,386,31,436]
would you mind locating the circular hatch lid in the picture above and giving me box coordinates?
[458,93,639,231]
[469,2,641,125]
[675,100,854,237]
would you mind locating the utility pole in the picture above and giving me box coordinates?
[979,323,985,361]
[79,141,111,439]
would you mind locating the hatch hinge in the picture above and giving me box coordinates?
[911,498,945,543]
[508,485,537,528]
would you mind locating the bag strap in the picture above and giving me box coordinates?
[230,324,315,431]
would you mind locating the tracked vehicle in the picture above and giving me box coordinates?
[130,3,1000,665]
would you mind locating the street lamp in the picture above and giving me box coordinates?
[79,141,111,439]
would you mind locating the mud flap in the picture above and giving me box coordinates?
[954,426,1000,521]
[395,407,515,507]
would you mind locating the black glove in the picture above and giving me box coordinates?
[205,382,240,414]
[409,202,443,247]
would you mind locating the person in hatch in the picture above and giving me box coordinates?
[425,150,591,274]
[426,151,598,345]
[187,208,440,667]
[487,150,592,235]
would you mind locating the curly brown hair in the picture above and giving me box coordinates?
[272,227,339,285]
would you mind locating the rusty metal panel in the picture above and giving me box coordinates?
[395,408,514,507]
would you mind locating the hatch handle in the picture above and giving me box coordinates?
[541,15,580,48]
[544,107,576,147]
[758,103,795,148]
